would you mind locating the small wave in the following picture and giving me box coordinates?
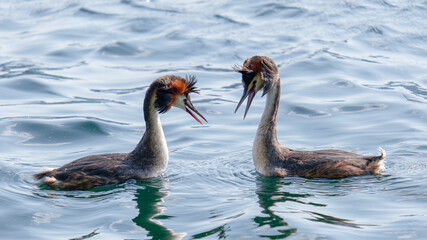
[365,26,384,35]
[47,47,92,62]
[99,42,151,57]
[333,104,387,113]
[122,17,165,33]
[91,86,147,95]
[155,65,233,74]
[333,80,354,88]
[5,78,59,96]
[0,97,126,107]
[0,61,77,80]
[214,14,249,26]
[288,106,331,118]
[222,83,242,90]
[387,81,427,100]
[305,211,375,228]
[121,0,183,13]
[0,115,129,125]
[1,120,111,145]
[255,3,307,18]
[69,228,100,240]
[76,7,117,18]
[325,50,380,63]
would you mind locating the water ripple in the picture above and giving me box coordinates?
[305,211,374,228]
[91,86,147,95]
[255,3,307,18]
[288,106,331,118]
[0,116,129,126]
[213,14,249,26]
[6,78,59,95]
[0,61,80,80]
[0,97,126,107]
[365,81,427,103]
[1,120,110,145]
[121,0,183,13]
[98,41,151,57]
[333,103,387,113]
[76,7,117,18]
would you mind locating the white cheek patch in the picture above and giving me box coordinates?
[173,95,186,110]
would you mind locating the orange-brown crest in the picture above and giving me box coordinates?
[154,75,199,114]
[170,79,187,95]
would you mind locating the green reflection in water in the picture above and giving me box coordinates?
[191,224,230,239]
[254,176,304,239]
[132,179,185,240]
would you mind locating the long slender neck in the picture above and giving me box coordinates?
[252,78,285,174]
[126,87,168,174]
[256,78,281,146]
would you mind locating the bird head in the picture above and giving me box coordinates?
[233,56,279,119]
[154,75,207,125]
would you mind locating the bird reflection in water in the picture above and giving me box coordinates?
[255,176,372,239]
[132,179,186,240]
[254,176,302,239]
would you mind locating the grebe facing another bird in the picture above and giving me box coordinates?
[234,56,385,178]
[34,75,207,190]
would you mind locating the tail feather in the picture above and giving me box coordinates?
[378,147,386,160]
[33,168,57,185]
[369,147,386,161]
[366,147,386,174]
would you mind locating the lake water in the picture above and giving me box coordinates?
[1,0,426,239]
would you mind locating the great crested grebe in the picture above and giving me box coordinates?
[234,56,385,178]
[34,75,207,190]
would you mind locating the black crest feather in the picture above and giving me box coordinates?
[233,64,256,87]
[185,75,199,94]
[155,86,172,114]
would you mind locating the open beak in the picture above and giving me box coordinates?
[184,98,208,125]
[235,86,255,119]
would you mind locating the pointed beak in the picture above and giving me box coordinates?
[235,86,256,119]
[184,98,208,125]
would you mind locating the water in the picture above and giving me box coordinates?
[1,0,426,239]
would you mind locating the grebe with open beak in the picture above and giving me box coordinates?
[34,75,207,190]
[234,56,385,178]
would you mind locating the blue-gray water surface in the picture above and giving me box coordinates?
[1,0,426,239]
